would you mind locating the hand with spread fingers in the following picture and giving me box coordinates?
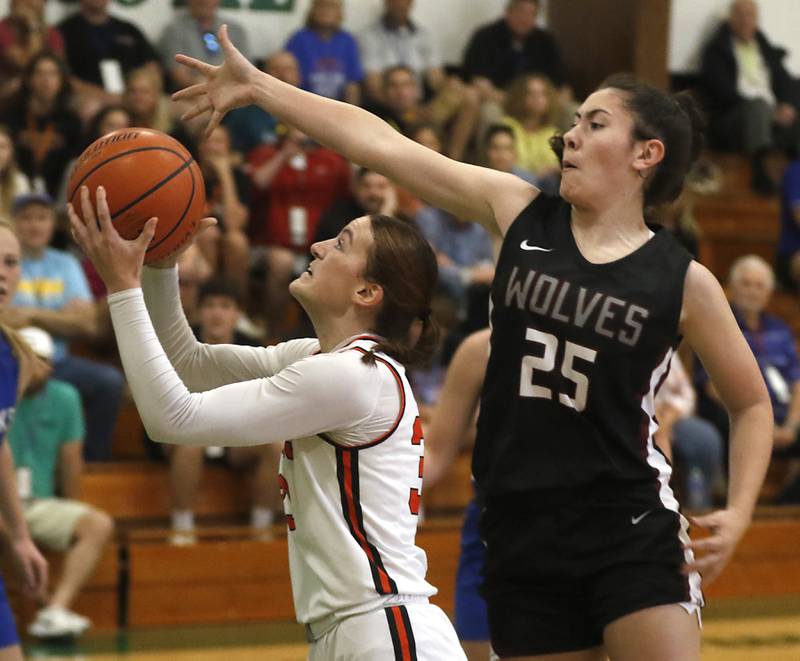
[172,24,262,137]
[682,507,750,585]
[68,186,159,294]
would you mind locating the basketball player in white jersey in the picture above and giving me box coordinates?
[68,187,466,661]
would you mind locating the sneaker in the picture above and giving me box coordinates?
[28,606,91,638]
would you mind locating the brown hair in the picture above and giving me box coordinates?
[0,126,23,219]
[362,214,440,367]
[504,74,559,126]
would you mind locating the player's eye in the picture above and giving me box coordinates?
[590,122,603,130]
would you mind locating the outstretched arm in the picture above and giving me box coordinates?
[424,329,490,488]
[680,262,773,584]
[173,25,538,236]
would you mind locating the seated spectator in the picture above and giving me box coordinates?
[123,66,174,135]
[462,0,569,124]
[58,0,161,120]
[223,50,301,156]
[247,128,349,337]
[6,193,123,462]
[654,354,724,510]
[376,65,478,161]
[776,157,800,291]
[196,125,250,295]
[415,203,494,332]
[167,280,280,544]
[360,0,479,161]
[1,52,81,197]
[314,167,396,242]
[285,0,362,105]
[0,0,65,104]
[0,125,31,220]
[9,326,113,638]
[699,0,800,195]
[482,123,535,184]
[696,255,799,501]
[159,0,249,93]
[502,74,561,193]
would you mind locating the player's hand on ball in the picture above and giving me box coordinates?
[682,507,750,585]
[147,216,218,269]
[68,186,157,294]
[172,24,260,137]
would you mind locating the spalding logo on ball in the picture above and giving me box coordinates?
[67,128,206,264]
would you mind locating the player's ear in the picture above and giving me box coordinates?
[355,282,383,310]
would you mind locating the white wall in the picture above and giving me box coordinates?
[0,0,509,64]
[669,0,800,76]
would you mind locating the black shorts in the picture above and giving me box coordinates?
[479,482,703,657]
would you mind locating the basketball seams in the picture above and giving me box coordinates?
[145,161,199,258]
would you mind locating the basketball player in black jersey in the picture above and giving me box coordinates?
[174,26,773,661]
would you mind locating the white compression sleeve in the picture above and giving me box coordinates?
[108,288,379,447]
[141,266,318,391]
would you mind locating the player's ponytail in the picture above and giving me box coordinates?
[361,214,440,368]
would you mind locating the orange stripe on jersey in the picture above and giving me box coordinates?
[337,448,398,595]
[385,605,417,660]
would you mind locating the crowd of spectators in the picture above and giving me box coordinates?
[0,0,799,638]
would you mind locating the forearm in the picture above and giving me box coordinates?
[726,400,773,519]
[28,306,97,339]
[0,445,30,540]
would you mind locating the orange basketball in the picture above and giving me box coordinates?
[67,128,206,264]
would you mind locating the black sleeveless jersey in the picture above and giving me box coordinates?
[472,194,693,500]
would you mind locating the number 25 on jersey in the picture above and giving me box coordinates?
[520,327,597,412]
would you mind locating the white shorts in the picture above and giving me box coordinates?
[24,498,91,552]
[308,602,466,661]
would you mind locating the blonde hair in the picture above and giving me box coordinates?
[503,74,559,126]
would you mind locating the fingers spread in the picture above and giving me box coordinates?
[172,82,207,102]
[174,54,215,76]
[182,101,212,122]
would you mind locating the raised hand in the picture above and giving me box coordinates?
[172,24,261,137]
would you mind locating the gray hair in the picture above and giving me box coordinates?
[728,254,775,290]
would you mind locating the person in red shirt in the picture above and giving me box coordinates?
[247,127,349,336]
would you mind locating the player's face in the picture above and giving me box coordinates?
[0,227,21,311]
[291,216,375,317]
[199,295,240,342]
[354,173,391,215]
[13,203,54,252]
[559,88,647,210]
[730,264,773,316]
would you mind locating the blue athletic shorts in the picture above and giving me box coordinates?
[0,577,20,649]
[455,499,489,641]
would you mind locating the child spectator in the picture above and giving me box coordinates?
[9,326,113,638]
[167,280,280,544]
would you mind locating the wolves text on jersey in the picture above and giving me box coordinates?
[504,266,650,348]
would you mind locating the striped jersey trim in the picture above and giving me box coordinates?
[640,348,704,609]
[336,447,398,596]
[385,605,417,661]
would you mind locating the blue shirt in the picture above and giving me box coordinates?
[778,159,800,256]
[285,28,363,100]
[416,206,494,301]
[0,333,19,445]
[698,305,800,423]
[14,248,92,363]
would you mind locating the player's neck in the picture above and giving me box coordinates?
[313,316,374,353]
[570,200,651,257]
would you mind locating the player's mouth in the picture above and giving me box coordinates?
[562,159,577,171]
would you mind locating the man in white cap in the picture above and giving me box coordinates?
[7,327,113,638]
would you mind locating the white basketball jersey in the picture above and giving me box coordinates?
[278,337,436,624]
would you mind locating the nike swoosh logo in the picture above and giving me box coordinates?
[631,510,653,525]
[520,240,553,252]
